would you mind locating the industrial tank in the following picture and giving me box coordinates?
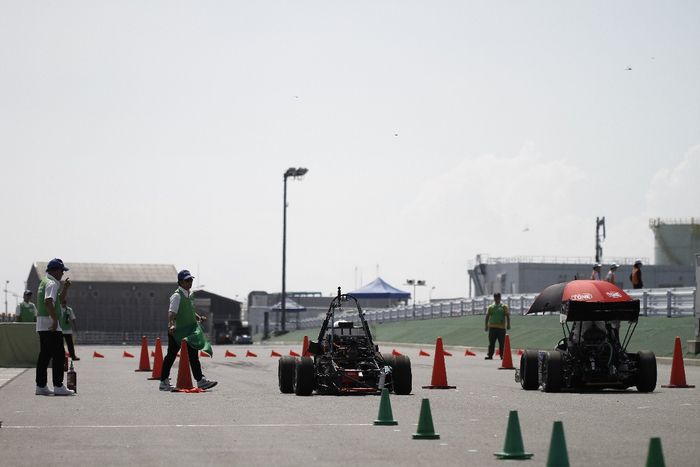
[649,218,700,266]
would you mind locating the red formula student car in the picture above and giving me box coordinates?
[278,288,412,396]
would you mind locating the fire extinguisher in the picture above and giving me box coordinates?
[67,360,77,393]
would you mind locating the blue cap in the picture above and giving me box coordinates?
[46,258,69,272]
[177,269,194,281]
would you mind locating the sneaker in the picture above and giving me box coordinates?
[36,385,53,396]
[197,377,218,390]
[159,378,174,391]
[53,385,75,396]
[484,356,493,360]
[72,357,80,361]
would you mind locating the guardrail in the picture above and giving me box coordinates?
[293,287,696,331]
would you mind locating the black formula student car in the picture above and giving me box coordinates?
[516,281,657,393]
[278,287,412,396]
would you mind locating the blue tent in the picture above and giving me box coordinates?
[349,277,410,300]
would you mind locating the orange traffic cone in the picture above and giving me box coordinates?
[225,349,236,358]
[123,351,135,358]
[135,336,151,372]
[419,349,430,357]
[175,340,194,390]
[289,350,300,357]
[246,350,257,357]
[443,349,453,357]
[392,349,402,356]
[199,350,211,358]
[517,349,524,356]
[65,351,70,358]
[151,351,155,357]
[499,335,516,370]
[422,337,456,389]
[271,350,282,357]
[93,351,104,358]
[495,348,500,357]
[148,337,164,380]
[662,336,695,388]
[464,349,476,357]
[302,335,311,357]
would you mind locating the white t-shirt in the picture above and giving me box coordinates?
[36,274,63,332]
[62,306,76,335]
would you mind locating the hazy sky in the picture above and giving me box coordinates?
[1,1,699,306]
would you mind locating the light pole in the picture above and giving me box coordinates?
[4,280,9,314]
[281,167,308,333]
[405,279,426,318]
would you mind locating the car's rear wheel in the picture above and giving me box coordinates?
[541,351,562,393]
[380,353,395,369]
[294,356,315,396]
[278,356,296,394]
[392,355,412,395]
[636,350,657,393]
[520,350,539,390]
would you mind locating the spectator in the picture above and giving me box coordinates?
[630,260,644,289]
[16,290,38,323]
[605,263,619,284]
[60,299,79,361]
[484,292,510,360]
[590,263,602,280]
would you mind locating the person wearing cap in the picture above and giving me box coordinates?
[60,299,79,361]
[16,290,37,323]
[605,263,619,285]
[35,258,74,396]
[590,263,602,280]
[484,292,510,360]
[159,269,217,391]
[630,260,644,289]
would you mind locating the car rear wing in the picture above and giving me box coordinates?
[560,300,640,323]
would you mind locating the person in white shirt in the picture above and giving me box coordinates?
[590,263,602,280]
[35,258,74,396]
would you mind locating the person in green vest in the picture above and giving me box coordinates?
[35,258,74,396]
[60,299,79,361]
[484,292,510,360]
[159,269,217,391]
[16,290,37,323]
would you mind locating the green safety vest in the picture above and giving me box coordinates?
[60,307,73,331]
[173,289,197,343]
[487,303,508,328]
[37,276,62,319]
[19,302,36,323]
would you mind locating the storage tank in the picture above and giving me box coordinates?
[649,218,700,266]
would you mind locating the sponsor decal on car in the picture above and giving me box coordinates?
[570,293,593,301]
[606,291,623,298]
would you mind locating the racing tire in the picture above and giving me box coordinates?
[520,350,539,390]
[391,355,412,395]
[278,356,296,394]
[294,356,315,396]
[541,351,562,393]
[380,353,395,369]
[636,351,657,393]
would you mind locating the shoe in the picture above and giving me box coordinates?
[36,385,53,396]
[197,377,218,390]
[72,356,80,361]
[159,378,174,391]
[484,356,493,360]
[53,385,75,396]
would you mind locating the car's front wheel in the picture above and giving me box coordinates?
[392,355,412,395]
[636,350,657,393]
[541,351,562,393]
[520,350,539,390]
[294,356,315,396]
[278,356,296,393]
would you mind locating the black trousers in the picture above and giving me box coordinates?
[63,333,77,359]
[36,331,65,387]
[487,327,506,359]
[160,333,202,382]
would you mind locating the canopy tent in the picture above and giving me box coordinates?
[271,298,307,312]
[348,277,411,300]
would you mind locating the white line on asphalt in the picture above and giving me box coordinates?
[3,423,375,429]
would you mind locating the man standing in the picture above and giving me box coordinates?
[605,263,619,284]
[16,290,37,322]
[484,292,510,360]
[159,269,217,391]
[630,260,644,289]
[35,258,74,396]
[60,299,80,361]
[590,263,602,280]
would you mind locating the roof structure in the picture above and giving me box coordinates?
[33,262,177,283]
[349,277,410,300]
[271,297,306,311]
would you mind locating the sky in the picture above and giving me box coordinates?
[1,1,699,307]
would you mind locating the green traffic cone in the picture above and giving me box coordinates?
[412,398,440,439]
[374,388,398,426]
[646,438,666,467]
[546,421,569,467]
[494,410,533,459]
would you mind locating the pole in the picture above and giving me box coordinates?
[281,174,288,332]
[4,280,8,314]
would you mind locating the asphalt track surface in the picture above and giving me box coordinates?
[1,344,698,467]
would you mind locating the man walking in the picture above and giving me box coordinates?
[16,290,37,322]
[484,292,510,360]
[35,258,74,396]
[60,299,80,360]
[159,269,217,391]
[630,260,644,289]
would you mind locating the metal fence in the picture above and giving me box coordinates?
[293,287,697,331]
